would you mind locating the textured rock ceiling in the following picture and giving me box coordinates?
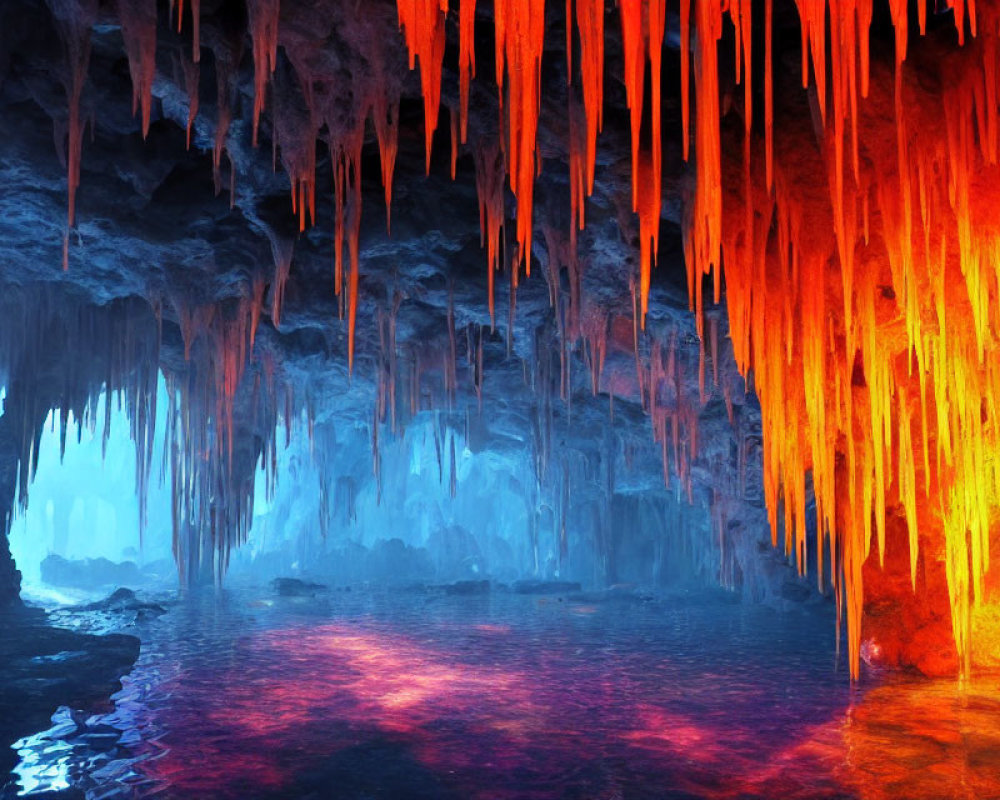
[0,0,763,603]
[3,0,1000,681]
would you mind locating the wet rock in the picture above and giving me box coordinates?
[72,588,166,618]
[0,607,138,789]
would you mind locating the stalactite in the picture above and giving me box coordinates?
[117,0,157,139]
[397,0,447,173]
[180,54,200,150]
[494,0,546,273]
[458,0,477,143]
[618,0,665,327]
[268,233,294,327]
[247,0,281,147]
[48,0,97,270]
[473,140,505,329]
[684,0,999,677]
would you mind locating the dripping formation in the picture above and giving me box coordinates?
[12,0,1000,679]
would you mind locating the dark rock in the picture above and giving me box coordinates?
[0,607,139,789]
[440,580,491,595]
[72,588,166,617]
[40,556,142,592]
[512,580,583,595]
[271,578,327,597]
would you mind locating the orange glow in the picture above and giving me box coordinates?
[397,0,448,174]
[684,0,1000,677]
[459,0,477,143]
[618,0,665,327]
[494,0,545,274]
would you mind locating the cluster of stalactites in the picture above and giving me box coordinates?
[684,0,993,677]
[168,287,280,585]
[0,291,160,543]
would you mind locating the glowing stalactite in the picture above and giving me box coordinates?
[685,0,726,335]
[494,0,545,273]
[247,0,281,147]
[686,2,1000,677]
[371,86,400,233]
[397,0,447,173]
[473,141,505,329]
[618,0,665,327]
[574,0,604,194]
[117,0,157,139]
[459,0,477,143]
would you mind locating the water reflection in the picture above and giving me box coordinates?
[11,589,1000,799]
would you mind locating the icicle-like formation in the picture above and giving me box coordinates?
[268,233,294,327]
[397,0,448,173]
[459,0,477,143]
[474,140,505,329]
[685,0,996,678]
[494,0,546,273]
[618,0,665,328]
[48,0,97,269]
[117,0,157,139]
[180,54,199,149]
[247,0,281,147]
[574,0,604,195]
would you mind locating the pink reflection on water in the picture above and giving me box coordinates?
[137,618,751,798]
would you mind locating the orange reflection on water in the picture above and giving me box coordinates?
[128,611,1000,800]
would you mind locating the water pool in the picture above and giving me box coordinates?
[9,588,1000,799]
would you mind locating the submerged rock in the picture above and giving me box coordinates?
[72,588,167,618]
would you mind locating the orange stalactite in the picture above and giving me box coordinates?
[494,0,546,274]
[371,89,400,234]
[459,0,477,143]
[685,0,1000,678]
[247,0,281,148]
[397,0,448,174]
[575,0,604,193]
[618,0,665,327]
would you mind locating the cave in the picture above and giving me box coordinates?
[1,0,999,797]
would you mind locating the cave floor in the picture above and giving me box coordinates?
[4,586,1000,800]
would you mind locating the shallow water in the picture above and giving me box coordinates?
[10,588,1000,799]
